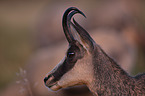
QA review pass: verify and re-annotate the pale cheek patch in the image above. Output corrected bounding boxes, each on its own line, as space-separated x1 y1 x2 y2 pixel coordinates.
57 55 94 88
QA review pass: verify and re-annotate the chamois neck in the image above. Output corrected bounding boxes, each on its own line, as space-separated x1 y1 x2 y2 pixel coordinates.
88 47 134 95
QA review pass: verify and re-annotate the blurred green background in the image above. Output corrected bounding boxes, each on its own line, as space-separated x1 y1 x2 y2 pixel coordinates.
0 1 37 89
0 0 145 96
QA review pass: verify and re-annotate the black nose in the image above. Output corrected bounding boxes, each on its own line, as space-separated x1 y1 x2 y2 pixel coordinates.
44 77 48 83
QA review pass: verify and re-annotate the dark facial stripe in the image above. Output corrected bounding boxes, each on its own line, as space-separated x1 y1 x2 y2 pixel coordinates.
52 58 77 82
47 40 86 85
51 43 81 82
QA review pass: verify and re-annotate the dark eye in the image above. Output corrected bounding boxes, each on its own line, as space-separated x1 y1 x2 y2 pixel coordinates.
67 52 75 58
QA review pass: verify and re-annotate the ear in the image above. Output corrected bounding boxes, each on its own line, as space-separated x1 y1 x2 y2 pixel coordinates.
71 18 96 53
66 9 87 49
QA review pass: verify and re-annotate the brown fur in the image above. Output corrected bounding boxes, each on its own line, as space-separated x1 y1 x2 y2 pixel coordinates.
44 7 145 96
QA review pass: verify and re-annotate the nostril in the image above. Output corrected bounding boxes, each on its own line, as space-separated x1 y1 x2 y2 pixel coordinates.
44 77 48 83
44 75 54 84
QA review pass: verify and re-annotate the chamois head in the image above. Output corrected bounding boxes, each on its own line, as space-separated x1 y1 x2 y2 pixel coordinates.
44 7 98 91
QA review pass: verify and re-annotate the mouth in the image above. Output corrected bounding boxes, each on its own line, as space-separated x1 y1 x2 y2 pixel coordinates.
47 82 57 88
44 75 61 91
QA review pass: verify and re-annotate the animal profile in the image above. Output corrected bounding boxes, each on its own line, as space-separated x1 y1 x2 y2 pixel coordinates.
44 7 145 96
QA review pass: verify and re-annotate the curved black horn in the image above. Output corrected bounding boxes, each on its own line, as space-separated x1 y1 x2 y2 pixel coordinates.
62 7 86 43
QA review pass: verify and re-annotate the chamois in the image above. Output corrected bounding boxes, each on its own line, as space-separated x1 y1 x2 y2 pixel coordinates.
44 7 145 96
